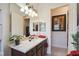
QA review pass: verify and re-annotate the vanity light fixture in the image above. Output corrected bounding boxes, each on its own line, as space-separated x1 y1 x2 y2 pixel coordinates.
25 9 29 15
20 7 25 12
20 3 38 17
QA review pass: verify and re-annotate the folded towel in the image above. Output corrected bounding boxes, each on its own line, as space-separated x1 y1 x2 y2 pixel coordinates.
38 35 46 38
67 50 79 56
44 43 48 48
31 35 36 36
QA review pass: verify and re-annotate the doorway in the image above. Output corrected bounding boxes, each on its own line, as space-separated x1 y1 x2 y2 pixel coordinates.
23 18 30 37
0 9 3 56
51 5 69 56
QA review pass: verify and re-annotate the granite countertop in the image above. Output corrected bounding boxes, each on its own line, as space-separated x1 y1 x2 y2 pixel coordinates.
10 37 47 53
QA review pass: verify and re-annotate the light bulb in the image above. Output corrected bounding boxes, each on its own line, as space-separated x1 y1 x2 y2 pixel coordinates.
24 6 28 10
32 11 35 15
28 12 31 16
20 8 25 12
25 10 28 14
29 8 33 13
35 13 38 16
31 13 34 17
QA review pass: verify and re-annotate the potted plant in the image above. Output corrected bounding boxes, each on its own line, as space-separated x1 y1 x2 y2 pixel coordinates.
9 35 23 45
67 32 79 56
72 32 79 50
67 50 79 56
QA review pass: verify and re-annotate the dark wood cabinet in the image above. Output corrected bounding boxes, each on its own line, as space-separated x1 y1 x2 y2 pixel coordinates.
26 48 36 56
11 48 25 56
11 39 47 56
36 43 43 56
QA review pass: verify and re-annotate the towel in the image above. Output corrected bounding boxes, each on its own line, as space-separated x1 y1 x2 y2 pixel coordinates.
38 35 46 38
44 43 48 48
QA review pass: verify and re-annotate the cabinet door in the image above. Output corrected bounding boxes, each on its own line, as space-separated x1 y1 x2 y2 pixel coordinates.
36 47 43 56
43 40 47 55
11 48 25 56
26 48 36 56
36 43 43 56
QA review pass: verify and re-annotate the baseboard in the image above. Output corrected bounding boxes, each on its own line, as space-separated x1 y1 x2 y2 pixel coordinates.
52 44 67 49
47 52 51 56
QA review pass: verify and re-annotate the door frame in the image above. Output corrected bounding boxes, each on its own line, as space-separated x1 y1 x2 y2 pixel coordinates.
51 5 69 55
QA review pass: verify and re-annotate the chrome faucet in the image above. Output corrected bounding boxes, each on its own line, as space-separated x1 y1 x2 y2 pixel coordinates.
29 36 34 41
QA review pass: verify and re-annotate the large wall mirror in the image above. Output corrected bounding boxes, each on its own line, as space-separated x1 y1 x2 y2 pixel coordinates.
33 22 38 31
39 22 46 32
33 22 46 32
11 12 30 37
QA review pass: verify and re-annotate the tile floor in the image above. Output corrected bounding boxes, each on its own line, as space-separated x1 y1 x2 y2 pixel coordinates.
51 46 68 56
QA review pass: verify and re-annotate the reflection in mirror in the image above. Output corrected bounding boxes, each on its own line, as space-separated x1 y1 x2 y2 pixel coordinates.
11 12 30 37
39 22 46 32
33 22 38 31
23 18 30 37
33 22 46 32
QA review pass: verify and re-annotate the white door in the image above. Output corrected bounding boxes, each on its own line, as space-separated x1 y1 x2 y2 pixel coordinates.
52 6 68 49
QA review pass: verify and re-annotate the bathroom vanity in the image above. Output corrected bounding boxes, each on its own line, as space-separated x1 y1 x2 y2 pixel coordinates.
10 37 47 56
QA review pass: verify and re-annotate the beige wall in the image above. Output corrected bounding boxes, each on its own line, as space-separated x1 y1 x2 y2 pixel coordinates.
10 3 24 16
51 6 68 16
0 3 10 56
68 4 77 53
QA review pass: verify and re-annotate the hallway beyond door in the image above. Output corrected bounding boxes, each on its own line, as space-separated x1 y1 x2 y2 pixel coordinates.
52 46 67 56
